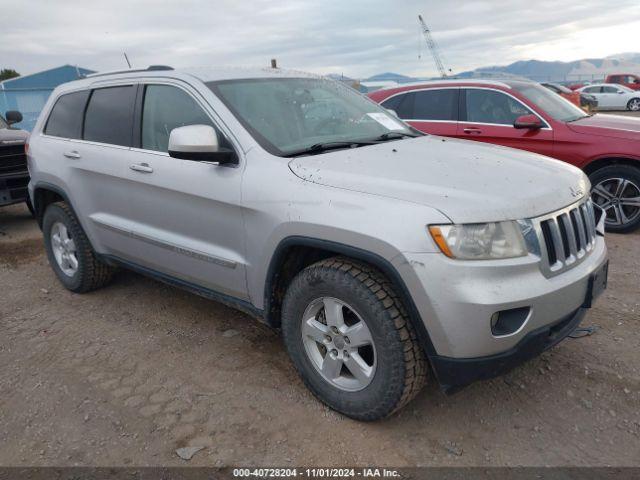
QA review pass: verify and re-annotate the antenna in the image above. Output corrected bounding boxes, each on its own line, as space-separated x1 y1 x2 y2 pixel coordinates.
124 52 132 69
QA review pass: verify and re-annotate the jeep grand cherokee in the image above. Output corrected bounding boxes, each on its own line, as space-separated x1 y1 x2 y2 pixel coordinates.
27 67 608 420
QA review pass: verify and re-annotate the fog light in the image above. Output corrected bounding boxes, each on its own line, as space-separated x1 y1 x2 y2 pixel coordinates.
490 307 531 336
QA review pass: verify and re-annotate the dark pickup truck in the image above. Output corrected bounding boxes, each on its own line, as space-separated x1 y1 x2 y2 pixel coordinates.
0 111 30 211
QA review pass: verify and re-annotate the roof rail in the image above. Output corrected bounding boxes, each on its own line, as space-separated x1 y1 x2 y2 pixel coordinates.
86 65 174 78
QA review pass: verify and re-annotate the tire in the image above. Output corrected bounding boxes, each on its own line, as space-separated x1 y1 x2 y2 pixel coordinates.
43 202 116 292
281 257 427 421
627 98 640 112
589 165 640 233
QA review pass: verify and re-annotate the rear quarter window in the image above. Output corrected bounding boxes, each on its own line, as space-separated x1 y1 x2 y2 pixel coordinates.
44 90 90 139
381 92 415 119
83 86 136 146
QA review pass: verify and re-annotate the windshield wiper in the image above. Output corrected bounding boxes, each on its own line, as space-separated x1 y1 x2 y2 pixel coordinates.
283 131 422 157
283 140 375 157
374 131 421 141
565 114 591 123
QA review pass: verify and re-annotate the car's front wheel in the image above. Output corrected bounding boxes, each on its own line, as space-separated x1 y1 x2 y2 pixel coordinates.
281 257 427 421
590 165 640 233
627 98 640 111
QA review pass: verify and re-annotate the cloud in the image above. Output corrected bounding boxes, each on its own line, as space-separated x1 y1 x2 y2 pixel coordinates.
0 0 638 78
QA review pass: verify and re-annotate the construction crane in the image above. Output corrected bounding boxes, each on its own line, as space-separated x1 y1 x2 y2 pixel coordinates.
418 14 449 78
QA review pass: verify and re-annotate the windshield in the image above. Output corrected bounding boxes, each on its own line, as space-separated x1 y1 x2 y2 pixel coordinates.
208 77 415 156
617 85 635 93
511 83 589 122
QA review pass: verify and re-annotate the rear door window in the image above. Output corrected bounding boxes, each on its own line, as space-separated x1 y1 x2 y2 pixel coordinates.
83 86 136 146
44 91 90 139
464 89 533 125
412 89 458 121
141 84 215 153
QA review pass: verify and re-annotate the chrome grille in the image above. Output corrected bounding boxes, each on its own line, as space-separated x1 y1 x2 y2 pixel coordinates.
0 144 28 176
536 199 597 276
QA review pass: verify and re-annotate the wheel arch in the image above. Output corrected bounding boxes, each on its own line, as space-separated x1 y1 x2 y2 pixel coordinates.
582 156 640 177
263 236 439 361
32 182 77 228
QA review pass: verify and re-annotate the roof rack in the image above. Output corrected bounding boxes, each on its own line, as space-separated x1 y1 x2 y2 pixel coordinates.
86 65 174 79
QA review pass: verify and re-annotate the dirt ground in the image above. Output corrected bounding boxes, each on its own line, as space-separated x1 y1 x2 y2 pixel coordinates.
1 199 639 467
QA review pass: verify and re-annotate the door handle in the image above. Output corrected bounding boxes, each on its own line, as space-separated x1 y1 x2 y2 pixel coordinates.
463 128 482 135
130 163 153 173
63 150 81 159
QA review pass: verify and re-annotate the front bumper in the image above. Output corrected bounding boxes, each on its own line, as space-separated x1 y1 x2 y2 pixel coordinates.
431 306 585 392
0 172 30 206
393 236 607 389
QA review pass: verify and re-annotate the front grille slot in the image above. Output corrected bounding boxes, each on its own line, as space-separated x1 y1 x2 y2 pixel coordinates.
540 220 557 265
557 214 571 259
569 210 583 251
537 199 597 275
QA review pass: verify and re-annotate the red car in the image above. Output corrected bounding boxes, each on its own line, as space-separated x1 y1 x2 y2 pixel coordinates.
541 82 581 107
369 79 640 232
605 74 640 91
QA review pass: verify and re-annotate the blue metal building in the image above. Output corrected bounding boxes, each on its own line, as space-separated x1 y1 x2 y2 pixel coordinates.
0 65 95 131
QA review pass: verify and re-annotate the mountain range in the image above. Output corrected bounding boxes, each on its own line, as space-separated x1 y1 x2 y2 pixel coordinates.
349 53 640 84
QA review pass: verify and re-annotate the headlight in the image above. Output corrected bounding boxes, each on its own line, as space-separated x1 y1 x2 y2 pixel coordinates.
428 221 528 260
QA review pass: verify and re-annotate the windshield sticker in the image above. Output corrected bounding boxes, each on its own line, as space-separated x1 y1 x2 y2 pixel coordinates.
366 112 405 131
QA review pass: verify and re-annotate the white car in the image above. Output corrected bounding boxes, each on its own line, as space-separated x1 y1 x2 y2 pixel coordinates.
578 83 640 111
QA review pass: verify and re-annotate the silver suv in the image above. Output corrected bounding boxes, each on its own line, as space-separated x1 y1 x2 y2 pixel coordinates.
27 66 609 420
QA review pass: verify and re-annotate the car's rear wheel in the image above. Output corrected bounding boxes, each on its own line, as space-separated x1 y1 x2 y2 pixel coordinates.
43 202 116 292
627 98 640 111
589 165 640 233
281 257 427 421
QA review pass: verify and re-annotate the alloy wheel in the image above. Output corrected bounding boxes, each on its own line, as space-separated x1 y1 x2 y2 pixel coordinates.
301 297 377 392
629 99 640 111
51 221 79 277
591 177 640 228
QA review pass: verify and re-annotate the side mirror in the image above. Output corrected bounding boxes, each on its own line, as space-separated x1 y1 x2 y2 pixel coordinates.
514 114 543 130
168 125 237 165
618 91 625 94
5 110 22 126
386 108 399 117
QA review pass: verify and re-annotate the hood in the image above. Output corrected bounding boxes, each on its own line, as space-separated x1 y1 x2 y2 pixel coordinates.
0 127 28 144
289 136 588 224
566 114 640 141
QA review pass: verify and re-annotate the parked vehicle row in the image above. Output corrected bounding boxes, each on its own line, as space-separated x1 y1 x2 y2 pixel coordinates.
369 79 640 232
26 66 608 420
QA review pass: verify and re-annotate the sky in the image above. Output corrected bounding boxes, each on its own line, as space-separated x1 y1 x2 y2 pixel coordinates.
1 0 639 78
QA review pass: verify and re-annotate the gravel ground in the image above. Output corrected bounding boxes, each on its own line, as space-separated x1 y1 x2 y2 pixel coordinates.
1 201 639 467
